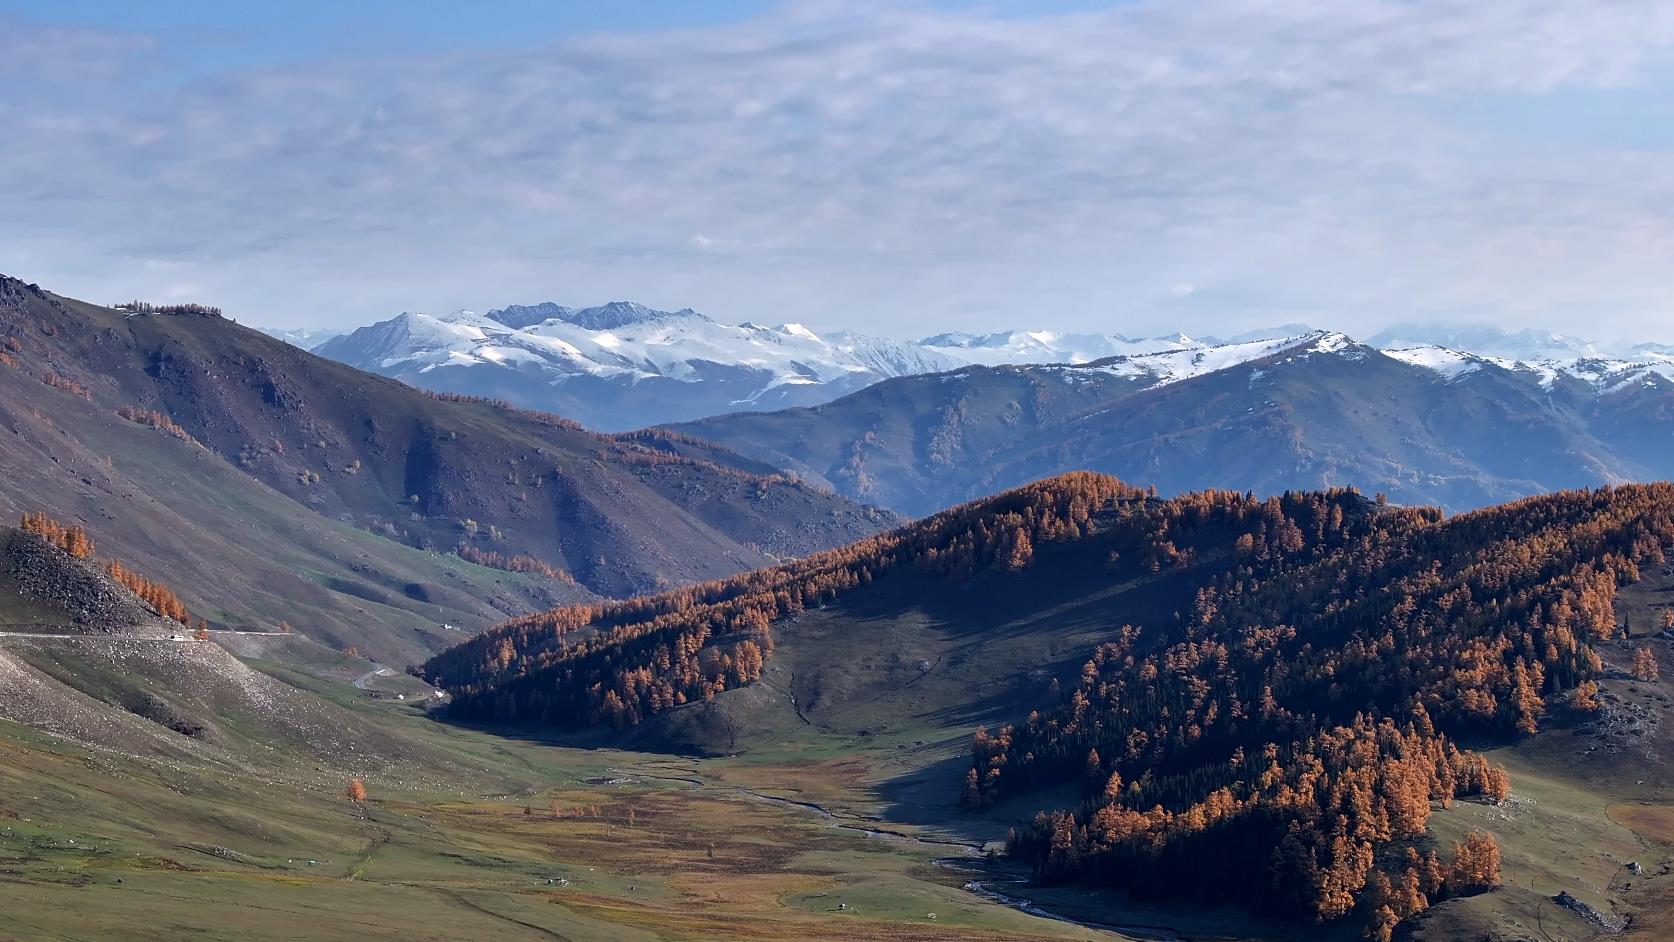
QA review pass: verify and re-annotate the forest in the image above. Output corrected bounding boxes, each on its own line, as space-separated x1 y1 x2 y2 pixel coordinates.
423 471 1137 725
985 484 1674 937
422 475 1674 939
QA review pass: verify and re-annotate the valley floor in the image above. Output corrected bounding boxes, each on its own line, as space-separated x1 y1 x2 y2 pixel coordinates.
7 689 1670 942
0 674 1114 942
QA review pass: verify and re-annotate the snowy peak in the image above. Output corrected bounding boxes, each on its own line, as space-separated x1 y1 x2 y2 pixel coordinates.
1381 345 1498 380
1377 342 1674 395
256 325 347 350
308 300 1674 432
481 300 708 332
918 328 1196 366
1084 330 1345 388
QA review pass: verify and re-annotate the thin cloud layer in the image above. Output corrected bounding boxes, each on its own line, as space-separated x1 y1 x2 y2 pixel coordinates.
5 0 1674 337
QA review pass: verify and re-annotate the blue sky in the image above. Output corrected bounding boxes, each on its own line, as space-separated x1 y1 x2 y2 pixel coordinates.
5 1 1674 339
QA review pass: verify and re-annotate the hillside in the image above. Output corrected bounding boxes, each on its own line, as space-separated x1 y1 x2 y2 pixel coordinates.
424 473 1674 940
0 275 891 663
0 521 460 773
674 333 1674 515
0 514 1133 942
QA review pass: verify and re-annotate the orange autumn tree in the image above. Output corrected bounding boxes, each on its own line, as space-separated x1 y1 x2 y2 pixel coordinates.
1633 647 1660 682
19 511 93 558
346 778 368 802
1573 680 1602 711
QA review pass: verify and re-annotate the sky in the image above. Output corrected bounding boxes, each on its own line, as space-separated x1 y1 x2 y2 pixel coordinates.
5 1 1674 340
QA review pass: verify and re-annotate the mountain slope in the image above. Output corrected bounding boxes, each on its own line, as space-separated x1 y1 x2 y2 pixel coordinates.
676 332 1674 515
0 521 464 776
0 275 890 661
422 473 1674 941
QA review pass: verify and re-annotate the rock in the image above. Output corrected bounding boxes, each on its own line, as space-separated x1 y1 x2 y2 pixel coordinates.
1553 891 1626 933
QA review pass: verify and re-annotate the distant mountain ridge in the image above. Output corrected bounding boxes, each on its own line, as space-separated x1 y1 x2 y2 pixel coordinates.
307 302 1320 430
675 329 1674 515
299 303 1672 430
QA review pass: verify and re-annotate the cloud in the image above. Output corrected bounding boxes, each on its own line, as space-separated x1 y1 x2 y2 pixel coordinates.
4 1 1674 340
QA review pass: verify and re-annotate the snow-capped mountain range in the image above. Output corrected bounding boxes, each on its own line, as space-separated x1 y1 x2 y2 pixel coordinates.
674 327 1674 518
295 302 1674 431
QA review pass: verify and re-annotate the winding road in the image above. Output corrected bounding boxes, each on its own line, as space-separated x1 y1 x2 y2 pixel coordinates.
353 665 395 690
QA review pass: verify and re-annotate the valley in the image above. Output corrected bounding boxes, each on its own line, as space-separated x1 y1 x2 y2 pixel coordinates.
1 558 1669 941
0 279 1670 942
11 6 1674 941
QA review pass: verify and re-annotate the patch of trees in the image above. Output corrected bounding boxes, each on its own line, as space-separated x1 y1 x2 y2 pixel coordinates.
423 472 1140 727
104 560 190 624
978 483 1674 937
455 544 575 583
116 404 201 447
18 511 191 624
418 389 583 431
20 511 93 558
40 370 92 400
605 433 807 492
421 476 1674 936
113 300 223 317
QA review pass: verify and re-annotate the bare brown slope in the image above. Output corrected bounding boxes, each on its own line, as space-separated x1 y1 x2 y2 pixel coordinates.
0 275 891 662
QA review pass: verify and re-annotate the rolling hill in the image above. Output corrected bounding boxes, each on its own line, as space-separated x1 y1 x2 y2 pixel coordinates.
673 332 1674 515
0 275 891 663
423 472 1674 940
